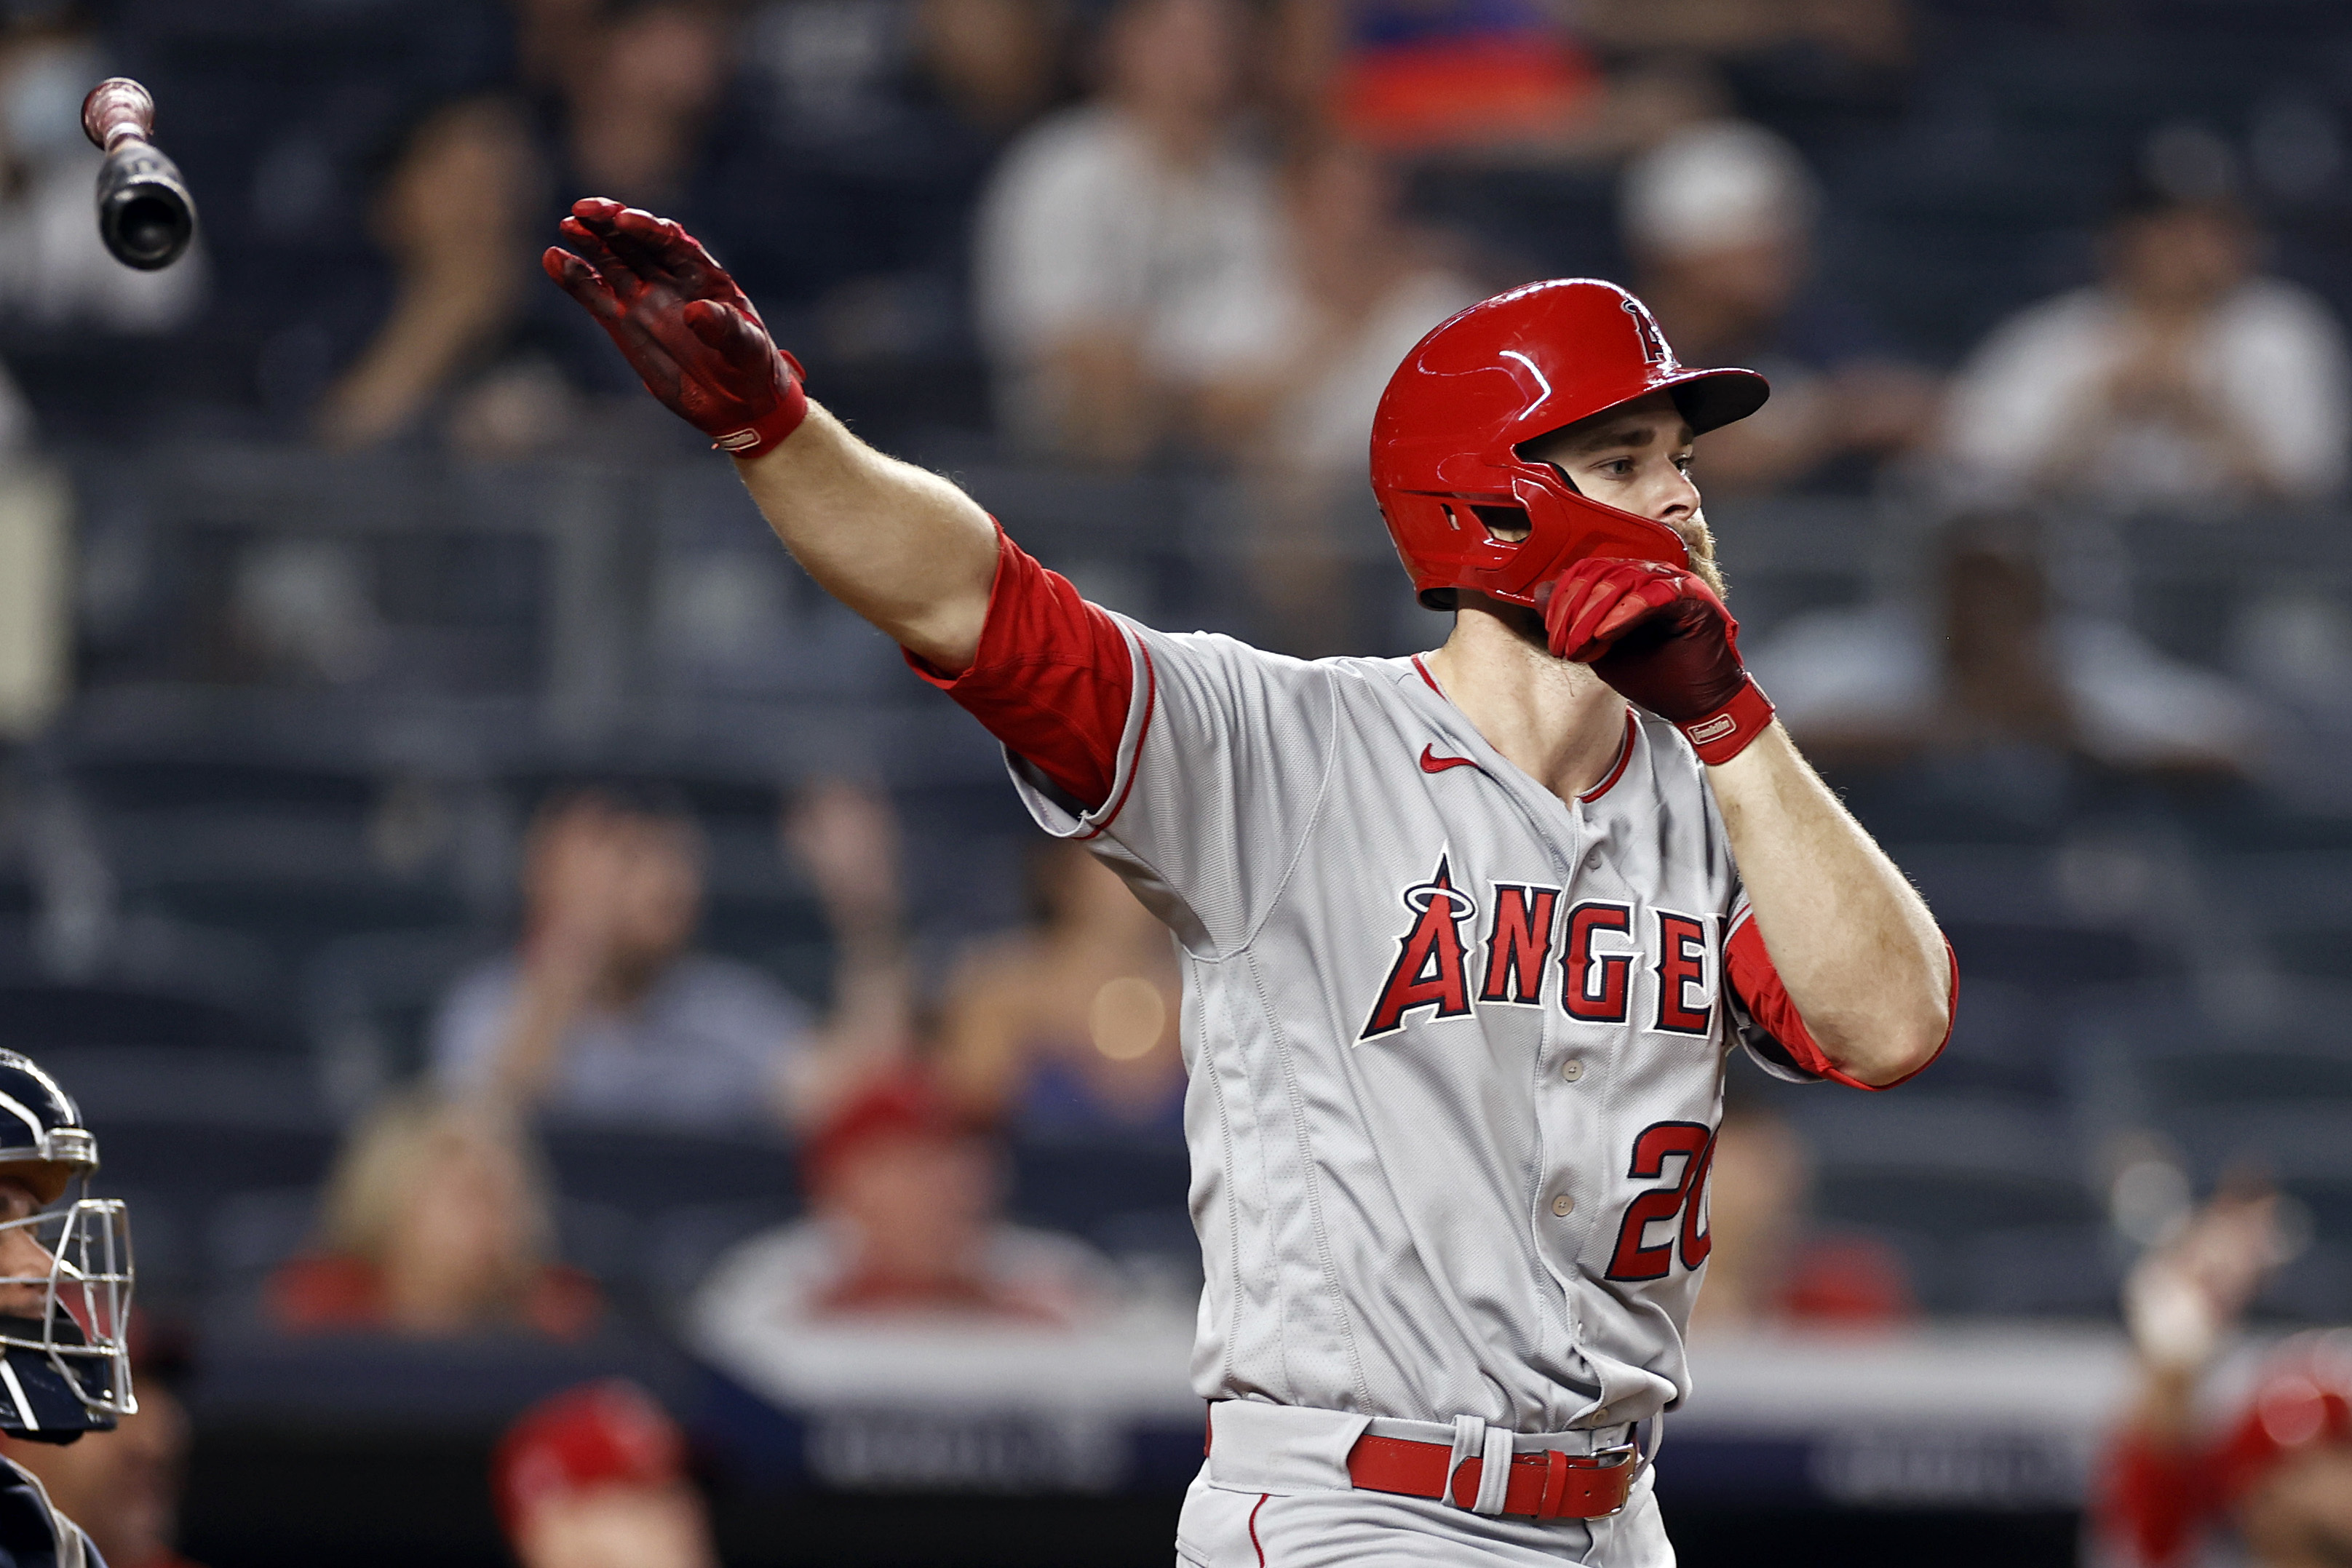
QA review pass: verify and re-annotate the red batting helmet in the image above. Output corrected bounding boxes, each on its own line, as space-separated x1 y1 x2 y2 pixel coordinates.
1370 279 1769 608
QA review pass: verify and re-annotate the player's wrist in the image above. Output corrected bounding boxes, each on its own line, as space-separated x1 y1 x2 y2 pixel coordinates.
713 380 808 459
1682 675 1775 765
712 351 809 459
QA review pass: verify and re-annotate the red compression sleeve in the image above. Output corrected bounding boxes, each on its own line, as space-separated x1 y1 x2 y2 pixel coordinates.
1725 914 1956 1091
904 526 1134 813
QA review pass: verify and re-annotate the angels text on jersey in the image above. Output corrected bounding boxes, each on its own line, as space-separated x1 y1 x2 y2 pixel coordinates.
1359 852 1718 1045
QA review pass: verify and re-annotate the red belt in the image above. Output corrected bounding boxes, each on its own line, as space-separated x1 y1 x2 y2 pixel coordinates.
1344 1432 1637 1521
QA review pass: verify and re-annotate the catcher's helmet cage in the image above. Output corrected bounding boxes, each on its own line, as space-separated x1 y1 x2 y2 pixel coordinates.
0 1050 131 1441
1370 278 1769 609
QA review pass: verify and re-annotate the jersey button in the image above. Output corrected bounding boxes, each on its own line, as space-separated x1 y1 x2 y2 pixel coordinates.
1560 1059 1584 1083
1551 1194 1575 1217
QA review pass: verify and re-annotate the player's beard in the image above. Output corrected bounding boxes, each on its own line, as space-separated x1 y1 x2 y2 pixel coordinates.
1674 512 1728 598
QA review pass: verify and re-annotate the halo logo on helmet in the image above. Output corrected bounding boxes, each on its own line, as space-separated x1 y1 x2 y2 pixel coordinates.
1369 279 1770 610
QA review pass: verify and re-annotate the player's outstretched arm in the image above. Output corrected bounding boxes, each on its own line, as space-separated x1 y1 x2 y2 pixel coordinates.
1547 557 1950 1087
546 200 996 670
730 402 996 669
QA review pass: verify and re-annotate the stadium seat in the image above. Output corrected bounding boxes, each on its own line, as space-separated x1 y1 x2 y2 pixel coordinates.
303 926 497 1110
1006 1136 1191 1241
1788 1097 2103 1316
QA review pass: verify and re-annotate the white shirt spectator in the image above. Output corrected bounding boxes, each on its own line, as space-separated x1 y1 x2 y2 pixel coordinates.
1942 279 2350 508
1267 268 1482 477
429 952 810 1129
974 105 1290 447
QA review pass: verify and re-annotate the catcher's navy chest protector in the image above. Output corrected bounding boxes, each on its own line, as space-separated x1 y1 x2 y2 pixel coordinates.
0 1457 97 1568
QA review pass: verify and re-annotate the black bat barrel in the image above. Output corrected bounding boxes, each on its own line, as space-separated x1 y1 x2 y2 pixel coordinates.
95 140 195 271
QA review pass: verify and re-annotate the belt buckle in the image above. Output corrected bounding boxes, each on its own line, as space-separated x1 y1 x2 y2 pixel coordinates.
1538 1435 1640 1521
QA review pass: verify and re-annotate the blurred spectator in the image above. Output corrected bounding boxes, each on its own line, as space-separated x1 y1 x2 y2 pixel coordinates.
1270 0 1602 155
1712 0 1918 159
782 776 921 1067
913 0 1068 135
514 0 603 95
317 96 541 450
1685 1098 1915 1334
429 780 905 1131
1942 183 2350 511
2094 1187 2352 1568
683 0 1067 422
693 1071 1118 1332
1 1322 201 1568
1749 512 2273 773
1581 0 1918 130
560 0 735 210
269 1092 600 1340
940 840 1185 1137
495 1380 715 1568
747 0 1064 149
1621 119 1937 494
973 0 1290 466
1230 135 1478 654
326 3 760 455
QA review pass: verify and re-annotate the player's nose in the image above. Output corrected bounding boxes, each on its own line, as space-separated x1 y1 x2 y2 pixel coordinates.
1650 463 1700 521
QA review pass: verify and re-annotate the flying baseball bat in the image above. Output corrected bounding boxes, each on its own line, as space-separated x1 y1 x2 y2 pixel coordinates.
81 77 196 271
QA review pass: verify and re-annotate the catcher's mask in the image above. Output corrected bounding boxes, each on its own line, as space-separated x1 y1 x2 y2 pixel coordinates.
0 1049 132 1441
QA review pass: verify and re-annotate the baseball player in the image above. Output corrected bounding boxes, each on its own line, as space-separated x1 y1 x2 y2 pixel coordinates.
546 199 1954 1564
0 1048 138 1568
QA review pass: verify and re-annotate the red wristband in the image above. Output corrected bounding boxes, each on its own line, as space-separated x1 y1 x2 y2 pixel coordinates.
712 352 809 460
1679 676 1775 765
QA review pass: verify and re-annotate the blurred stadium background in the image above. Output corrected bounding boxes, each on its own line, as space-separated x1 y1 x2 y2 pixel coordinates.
0 0 2349 1564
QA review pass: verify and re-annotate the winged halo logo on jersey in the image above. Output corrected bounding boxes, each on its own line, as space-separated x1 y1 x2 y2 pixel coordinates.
1359 856 1479 1040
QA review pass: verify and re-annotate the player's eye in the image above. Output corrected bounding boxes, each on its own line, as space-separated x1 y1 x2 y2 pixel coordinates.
1673 454 1694 474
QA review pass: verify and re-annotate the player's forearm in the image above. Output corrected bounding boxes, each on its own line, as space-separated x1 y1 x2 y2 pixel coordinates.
1707 725 1950 1085
730 402 998 671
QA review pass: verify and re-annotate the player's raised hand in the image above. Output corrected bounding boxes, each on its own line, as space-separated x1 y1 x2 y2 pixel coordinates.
544 197 808 458
1541 557 1776 765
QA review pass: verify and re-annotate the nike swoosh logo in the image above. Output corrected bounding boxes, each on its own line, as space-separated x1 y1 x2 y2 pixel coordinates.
1420 744 1479 774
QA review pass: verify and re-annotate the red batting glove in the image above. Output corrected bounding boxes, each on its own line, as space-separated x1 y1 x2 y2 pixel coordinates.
1541 557 1776 765
543 198 808 458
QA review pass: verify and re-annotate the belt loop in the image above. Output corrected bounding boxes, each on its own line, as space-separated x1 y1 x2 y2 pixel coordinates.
1445 1415 1482 1508
1474 1424 1513 1515
1539 1449 1570 1519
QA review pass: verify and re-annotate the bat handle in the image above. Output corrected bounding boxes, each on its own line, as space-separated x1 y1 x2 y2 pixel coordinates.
82 78 156 154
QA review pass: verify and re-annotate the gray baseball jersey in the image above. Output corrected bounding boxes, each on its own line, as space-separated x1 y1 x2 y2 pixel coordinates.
1001 619 1815 1437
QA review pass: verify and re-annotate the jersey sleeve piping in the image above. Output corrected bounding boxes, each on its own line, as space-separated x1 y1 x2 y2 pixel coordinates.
1073 624 1156 840
1725 899 1958 1091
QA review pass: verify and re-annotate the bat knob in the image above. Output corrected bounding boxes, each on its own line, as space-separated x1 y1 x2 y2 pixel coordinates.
82 78 156 153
